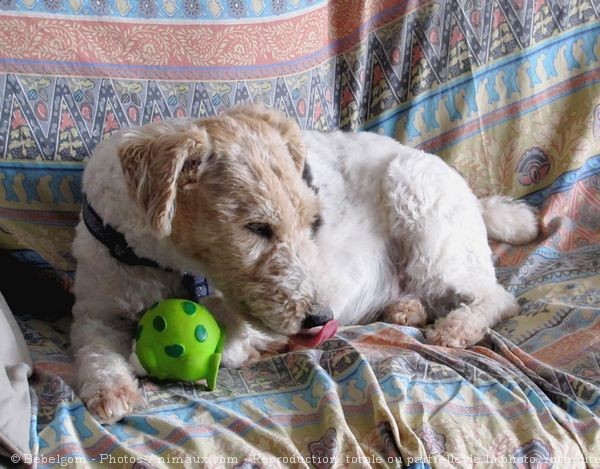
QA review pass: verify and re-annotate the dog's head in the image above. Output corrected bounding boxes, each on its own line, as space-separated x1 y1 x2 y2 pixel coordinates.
118 105 330 336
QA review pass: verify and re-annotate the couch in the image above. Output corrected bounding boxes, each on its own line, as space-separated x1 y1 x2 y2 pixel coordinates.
1 0 599 467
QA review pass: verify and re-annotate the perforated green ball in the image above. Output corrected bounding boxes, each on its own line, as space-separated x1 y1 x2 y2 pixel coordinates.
134 299 224 389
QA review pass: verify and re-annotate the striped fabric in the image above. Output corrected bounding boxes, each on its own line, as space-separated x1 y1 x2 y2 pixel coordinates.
1 0 599 467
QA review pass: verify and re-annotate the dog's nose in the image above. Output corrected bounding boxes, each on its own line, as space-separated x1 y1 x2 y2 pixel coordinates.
301 306 334 329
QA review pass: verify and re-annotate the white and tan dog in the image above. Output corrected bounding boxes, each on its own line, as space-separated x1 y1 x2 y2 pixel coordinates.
71 105 537 422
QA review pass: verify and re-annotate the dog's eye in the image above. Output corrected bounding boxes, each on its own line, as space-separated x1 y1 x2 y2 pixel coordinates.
311 215 323 237
246 222 274 239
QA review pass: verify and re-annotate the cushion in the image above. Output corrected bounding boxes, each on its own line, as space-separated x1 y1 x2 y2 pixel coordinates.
0 290 33 461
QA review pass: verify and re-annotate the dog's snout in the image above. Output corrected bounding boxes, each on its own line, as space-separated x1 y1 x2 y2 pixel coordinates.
301 306 334 329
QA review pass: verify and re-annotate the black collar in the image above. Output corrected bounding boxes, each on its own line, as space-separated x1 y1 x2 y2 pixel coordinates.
82 194 162 268
81 194 210 299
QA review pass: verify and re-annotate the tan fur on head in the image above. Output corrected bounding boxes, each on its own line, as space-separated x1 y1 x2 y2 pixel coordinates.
169 108 320 335
117 106 322 335
118 122 211 238
226 104 307 173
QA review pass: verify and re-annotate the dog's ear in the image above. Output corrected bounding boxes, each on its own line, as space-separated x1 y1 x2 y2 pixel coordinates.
118 123 210 238
228 105 306 173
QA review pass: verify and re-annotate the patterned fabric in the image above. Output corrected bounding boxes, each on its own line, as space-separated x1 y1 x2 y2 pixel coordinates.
1 0 599 279
1 0 599 468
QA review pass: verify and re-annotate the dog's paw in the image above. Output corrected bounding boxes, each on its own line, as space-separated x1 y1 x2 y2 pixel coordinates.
82 381 147 424
259 336 289 355
427 312 485 348
222 338 287 368
221 337 260 369
241 342 263 366
383 296 427 327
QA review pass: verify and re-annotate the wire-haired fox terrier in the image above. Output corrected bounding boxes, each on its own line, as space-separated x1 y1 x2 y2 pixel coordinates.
71 105 538 422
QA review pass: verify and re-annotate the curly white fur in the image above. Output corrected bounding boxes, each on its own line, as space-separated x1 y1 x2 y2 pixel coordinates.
71 107 537 422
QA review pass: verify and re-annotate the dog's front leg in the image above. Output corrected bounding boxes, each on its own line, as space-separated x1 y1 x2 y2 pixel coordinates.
71 312 146 424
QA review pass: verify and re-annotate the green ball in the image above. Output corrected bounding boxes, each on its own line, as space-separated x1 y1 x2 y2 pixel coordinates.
135 299 224 390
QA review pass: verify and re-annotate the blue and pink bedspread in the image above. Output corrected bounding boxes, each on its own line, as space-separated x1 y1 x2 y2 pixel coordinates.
1 0 599 467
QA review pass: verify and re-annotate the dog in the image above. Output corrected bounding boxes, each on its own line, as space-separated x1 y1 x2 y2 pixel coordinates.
71 105 537 423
